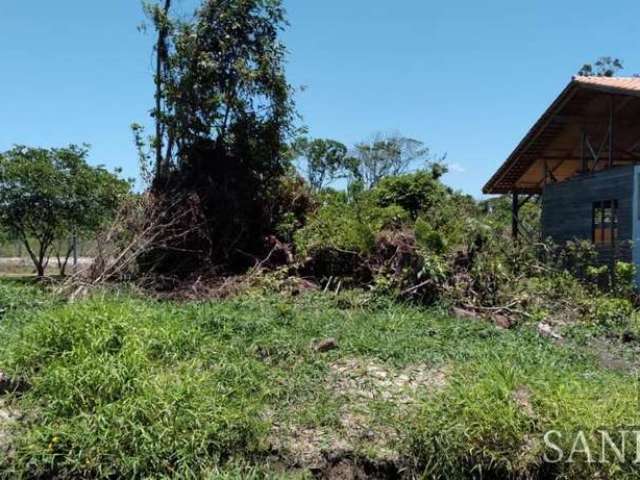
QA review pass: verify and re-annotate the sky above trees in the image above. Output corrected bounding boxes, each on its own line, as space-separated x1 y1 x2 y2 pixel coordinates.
2 0 640 196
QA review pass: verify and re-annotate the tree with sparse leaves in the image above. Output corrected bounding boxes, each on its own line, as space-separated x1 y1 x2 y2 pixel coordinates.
354 134 438 189
294 138 358 191
0 145 130 277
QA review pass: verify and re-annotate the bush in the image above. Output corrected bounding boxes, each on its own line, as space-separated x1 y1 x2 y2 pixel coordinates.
295 169 482 302
294 192 408 257
614 261 636 298
549 239 599 281
415 217 446 254
371 170 479 252
370 170 450 220
593 297 633 327
272 174 315 243
294 165 637 319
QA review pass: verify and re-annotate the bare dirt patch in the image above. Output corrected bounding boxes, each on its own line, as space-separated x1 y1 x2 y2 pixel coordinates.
271 357 448 476
512 385 534 418
0 399 20 456
329 358 448 405
587 336 640 372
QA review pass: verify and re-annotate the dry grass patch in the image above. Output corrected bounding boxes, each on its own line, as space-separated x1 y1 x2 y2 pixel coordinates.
271 357 449 470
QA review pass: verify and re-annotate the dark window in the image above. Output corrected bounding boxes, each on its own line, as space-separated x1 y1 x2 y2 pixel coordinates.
592 200 618 245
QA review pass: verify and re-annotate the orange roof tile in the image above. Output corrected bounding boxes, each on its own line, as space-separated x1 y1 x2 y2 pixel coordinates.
573 75 640 95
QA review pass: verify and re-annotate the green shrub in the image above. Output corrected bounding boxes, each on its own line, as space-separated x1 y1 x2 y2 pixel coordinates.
370 170 449 220
370 170 479 252
527 271 589 304
415 217 446 254
553 239 599 280
614 261 636 297
272 174 315 243
593 297 633 328
586 264 610 289
294 193 408 256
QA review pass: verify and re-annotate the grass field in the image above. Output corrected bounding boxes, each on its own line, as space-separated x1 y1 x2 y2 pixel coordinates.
0 280 638 479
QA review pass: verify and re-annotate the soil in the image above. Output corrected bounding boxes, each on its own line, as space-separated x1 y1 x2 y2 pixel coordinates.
270 356 449 478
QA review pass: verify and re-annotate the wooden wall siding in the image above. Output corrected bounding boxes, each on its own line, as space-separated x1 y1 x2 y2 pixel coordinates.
541 165 634 263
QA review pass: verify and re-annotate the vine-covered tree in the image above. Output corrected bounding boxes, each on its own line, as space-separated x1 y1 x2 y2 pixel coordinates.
0 145 130 277
137 0 297 272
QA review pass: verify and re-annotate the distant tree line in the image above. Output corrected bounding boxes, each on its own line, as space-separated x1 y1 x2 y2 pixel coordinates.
293 133 447 192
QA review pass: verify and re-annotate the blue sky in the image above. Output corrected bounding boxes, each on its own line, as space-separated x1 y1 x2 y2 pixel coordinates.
2 1 640 197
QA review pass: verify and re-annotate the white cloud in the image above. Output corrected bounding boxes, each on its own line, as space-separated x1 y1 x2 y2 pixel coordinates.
447 163 466 174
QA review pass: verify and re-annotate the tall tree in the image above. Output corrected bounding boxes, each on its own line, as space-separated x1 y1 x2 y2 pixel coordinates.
141 0 293 178
153 0 172 181
137 0 296 271
0 146 130 277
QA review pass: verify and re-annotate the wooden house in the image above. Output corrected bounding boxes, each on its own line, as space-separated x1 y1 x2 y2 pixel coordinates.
483 76 640 271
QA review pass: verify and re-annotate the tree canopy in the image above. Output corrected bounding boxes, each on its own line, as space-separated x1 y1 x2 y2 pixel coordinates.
577 56 624 77
354 134 434 189
143 0 293 182
293 138 358 191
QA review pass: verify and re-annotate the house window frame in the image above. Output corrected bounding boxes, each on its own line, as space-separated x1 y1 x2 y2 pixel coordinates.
592 200 618 246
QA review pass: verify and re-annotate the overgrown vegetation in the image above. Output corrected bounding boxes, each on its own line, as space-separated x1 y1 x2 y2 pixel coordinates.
131 0 300 274
0 1 638 477
0 281 638 479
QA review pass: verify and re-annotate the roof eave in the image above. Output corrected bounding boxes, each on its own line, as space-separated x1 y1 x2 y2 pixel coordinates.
482 79 580 195
483 76 640 195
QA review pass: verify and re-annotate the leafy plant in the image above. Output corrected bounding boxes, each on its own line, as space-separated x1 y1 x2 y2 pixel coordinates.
371 169 450 220
415 218 446 254
593 297 633 327
294 192 408 256
614 261 636 298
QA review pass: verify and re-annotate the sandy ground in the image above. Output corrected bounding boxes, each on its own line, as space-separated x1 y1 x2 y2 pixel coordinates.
0 257 93 275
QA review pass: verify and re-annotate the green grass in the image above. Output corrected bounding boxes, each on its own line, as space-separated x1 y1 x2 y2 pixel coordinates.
409 342 640 478
0 282 638 478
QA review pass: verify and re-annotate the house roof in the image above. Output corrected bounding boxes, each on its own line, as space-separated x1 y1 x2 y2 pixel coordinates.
574 75 640 94
483 76 640 195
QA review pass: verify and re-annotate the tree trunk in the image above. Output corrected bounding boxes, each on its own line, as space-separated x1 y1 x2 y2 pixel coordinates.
20 237 44 278
56 242 74 277
154 0 172 184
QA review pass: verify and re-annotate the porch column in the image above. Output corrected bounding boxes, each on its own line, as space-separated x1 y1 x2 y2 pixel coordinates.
511 191 519 240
